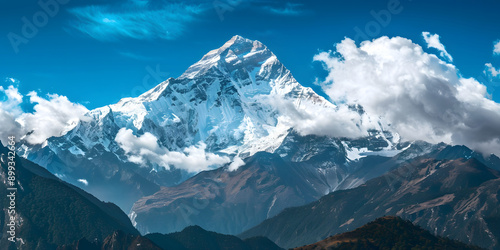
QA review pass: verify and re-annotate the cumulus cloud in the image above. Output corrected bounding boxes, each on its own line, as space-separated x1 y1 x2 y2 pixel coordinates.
0 85 23 114
0 83 89 146
314 36 500 155
115 128 231 173
21 92 90 144
0 85 24 146
494 40 500 55
422 32 453 62
260 95 376 138
485 63 500 77
484 40 500 78
68 0 205 41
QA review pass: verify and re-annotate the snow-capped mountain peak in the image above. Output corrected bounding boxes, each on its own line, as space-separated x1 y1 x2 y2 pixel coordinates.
25 35 330 161
18 35 401 212
179 35 273 80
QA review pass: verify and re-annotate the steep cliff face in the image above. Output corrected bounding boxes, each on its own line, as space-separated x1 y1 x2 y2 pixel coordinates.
131 152 324 235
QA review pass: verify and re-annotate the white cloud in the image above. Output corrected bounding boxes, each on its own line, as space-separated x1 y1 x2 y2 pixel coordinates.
21 92 90 144
115 128 230 173
227 156 245 171
6 78 18 84
78 179 89 186
485 63 500 77
0 83 89 146
68 0 205 41
422 32 453 62
0 85 25 146
261 95 374 138
484 40 500 79
0 85 23 115
314 36 500 156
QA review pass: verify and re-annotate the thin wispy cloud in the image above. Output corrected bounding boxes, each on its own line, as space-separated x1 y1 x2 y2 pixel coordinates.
263 3 306 16
422 32 453 62
117 51 156 61
67 0 206 41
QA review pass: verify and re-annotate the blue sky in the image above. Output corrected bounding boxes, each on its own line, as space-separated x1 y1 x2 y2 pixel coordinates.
1 0 500 109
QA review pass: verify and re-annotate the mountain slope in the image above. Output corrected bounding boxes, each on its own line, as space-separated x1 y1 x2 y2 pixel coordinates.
294 216 482 250
58 230 162 250
239 157 500 249
102 231 160 250
131 152 327 235
145 225 283 250
0 145 138 250
130 137 488 236
60 226 282 250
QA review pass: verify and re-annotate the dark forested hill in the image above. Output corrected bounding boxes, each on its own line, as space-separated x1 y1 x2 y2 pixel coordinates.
0 145 138 249
294 216 482 250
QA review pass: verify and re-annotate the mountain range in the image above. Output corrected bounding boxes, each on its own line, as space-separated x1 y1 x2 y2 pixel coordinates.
240 154 500 249
130 138 433 235
0 144 282 250
17 35 398 214
60 226 283 250
7 35 500 249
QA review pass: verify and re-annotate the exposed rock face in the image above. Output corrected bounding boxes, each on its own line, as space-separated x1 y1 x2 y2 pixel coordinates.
130 138 442 235
131 137 500 237
132 152 324 235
